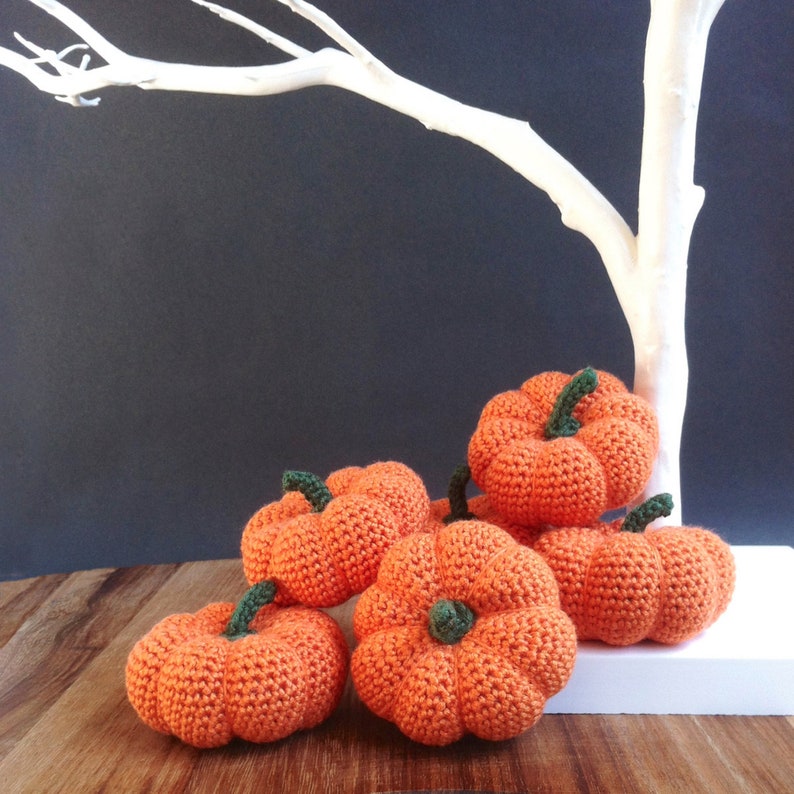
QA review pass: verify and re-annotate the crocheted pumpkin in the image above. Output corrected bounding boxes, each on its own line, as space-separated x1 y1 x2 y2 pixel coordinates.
533 494 736 645
351 519 577 745
467 367 658 527
125 582 349 748
241 462 430 607
426 464 546 548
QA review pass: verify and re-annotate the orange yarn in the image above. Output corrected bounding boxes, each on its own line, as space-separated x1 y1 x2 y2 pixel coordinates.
241 461 430 607
533 496 736 645
425 465 546 548
125 597 349 748
351 520 577 745
467 368 659 527
427 493 545 547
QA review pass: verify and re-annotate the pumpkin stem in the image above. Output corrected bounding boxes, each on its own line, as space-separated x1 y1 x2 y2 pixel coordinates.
282 470 333 512
223 580 277 640
443 464 477 524
621 493 674 533
544 367 599 439
428 599 476 644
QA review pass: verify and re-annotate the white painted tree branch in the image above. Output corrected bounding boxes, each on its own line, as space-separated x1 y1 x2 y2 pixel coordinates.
631 0 726 523
274 0 381 64
0 0 637 286
192 0 311 59
0 0 728 522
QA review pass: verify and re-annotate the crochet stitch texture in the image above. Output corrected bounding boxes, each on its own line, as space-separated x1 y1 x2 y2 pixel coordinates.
351 519 577 745
533 499 736 645
425 464 546 547
125 599 349 748
241 461 430 607
467 368 658 527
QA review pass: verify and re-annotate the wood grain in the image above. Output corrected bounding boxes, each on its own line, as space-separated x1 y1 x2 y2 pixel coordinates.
1 561 792 794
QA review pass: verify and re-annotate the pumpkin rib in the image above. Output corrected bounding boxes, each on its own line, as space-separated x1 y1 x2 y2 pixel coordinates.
314 503 355 597
462 606 576 700
645 530 721 645
521 371 572 417
459 622 548 703
391 644 465 745
434 522 516 606
455 641 549 741
390 620 468 745
223 633 306 743
268 512 352 607
234 616 314 736
535 528 602 630
576 419 651 507
647 538 670 643
581 534 665 644
579 391 659 449
530 437 608 526
478 441 543 526
259 607 349 730
686 528 736 622
346 462 430 530
481 435 610 527
374 532 444 613
353 625 437 721
466 546 524 601
467 548 561 616
125 612 201 734
157 635 233 747
320 495 402 595
450 643 466 742
352 582 428 641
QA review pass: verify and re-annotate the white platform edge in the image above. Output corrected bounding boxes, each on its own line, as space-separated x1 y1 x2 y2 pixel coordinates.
544 545 794 715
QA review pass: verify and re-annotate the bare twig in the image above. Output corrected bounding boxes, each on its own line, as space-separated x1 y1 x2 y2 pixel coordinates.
275 0 382 65
25 0 128 63
191 0 311 59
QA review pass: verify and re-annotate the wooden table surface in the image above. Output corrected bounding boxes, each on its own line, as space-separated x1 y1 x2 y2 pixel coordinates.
1 559 792 794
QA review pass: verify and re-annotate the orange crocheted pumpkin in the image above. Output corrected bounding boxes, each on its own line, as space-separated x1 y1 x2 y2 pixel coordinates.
351 519 577 745
533 494 736 645
241 462 430 607
467 368 658 527
125 582 349 748
426 464 546 548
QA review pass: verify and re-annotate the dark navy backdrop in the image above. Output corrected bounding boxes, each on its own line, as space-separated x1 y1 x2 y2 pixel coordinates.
1 1 792 578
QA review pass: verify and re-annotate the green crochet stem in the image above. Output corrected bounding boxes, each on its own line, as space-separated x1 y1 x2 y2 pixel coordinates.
443 464 477 524
544 367 599 439
428 599 476 645
223 580 278 640
282 470 333 512
621 493 674 534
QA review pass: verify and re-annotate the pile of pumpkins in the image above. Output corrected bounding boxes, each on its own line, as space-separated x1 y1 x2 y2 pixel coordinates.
125 368 735 747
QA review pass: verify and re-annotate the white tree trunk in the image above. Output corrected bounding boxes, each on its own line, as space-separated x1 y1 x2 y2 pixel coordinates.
0 0 728 523
631 0 726 523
